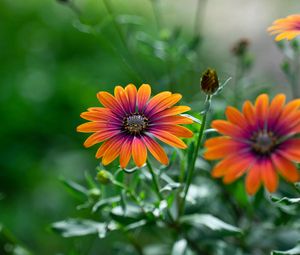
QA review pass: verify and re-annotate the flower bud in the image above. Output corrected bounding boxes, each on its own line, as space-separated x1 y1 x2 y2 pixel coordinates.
231 39 250 56
96 170 113 185
200 68 219 95
88 188 101 200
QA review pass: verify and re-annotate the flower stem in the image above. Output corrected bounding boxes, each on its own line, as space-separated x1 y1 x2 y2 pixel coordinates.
179 95 211 216
146 160 174 222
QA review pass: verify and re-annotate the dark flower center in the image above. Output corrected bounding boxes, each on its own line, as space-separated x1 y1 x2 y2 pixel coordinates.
251 131 277 155
123 113 148 135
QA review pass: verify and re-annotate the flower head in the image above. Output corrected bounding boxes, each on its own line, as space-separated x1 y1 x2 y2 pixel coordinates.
204 94 300 195
77 84 193 168
268 15 300 41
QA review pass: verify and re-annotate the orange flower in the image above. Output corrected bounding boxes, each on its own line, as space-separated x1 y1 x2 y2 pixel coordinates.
77 84 193 168
204 94 300 195
268 15 300 41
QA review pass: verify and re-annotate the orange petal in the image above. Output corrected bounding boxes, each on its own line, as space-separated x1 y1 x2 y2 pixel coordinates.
155 125 193 138
245 161 261 195
148 94 182 116
102 137 124 165
154 115 193 125
119 138 133 168
261 159 278 193
225 106 248 128
80 108 114 121
150 130 187 149
143 136 169 165
125 84 137 113
114 86 130 112
152 106 191 118
255 94 269 128
145 91 172 114
279 139 300 161
211 120 244 138
95 140 113 158
223 156 253 184
211 155 240 177
83 130 119 147
137 84 151 112
77 122 117 133
242 100 256 126
204 139 245 160
132 137 147 167
272 154 299 182
268 94 286 126
97 92 123 114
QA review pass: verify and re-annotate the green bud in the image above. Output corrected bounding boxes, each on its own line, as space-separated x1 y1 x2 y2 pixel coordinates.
200 68 219 95
88 188 101 200
231 39 250 56
96 170 113 185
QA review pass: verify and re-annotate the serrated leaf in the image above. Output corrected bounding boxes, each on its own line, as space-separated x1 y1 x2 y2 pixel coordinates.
180 214 242 236
272 244 300 255
51 219 110 238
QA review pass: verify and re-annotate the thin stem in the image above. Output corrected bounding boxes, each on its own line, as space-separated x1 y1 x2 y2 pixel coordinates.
146 160 163 201
146 160 175 222
179 95 211 216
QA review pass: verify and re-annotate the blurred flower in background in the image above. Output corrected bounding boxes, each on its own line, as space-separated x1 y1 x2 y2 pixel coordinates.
268 14 300 41
204 94 300 195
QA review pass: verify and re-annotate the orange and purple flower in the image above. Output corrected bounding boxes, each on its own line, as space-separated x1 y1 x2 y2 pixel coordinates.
77 84 193 168
204 94 300 195
268 15 300 41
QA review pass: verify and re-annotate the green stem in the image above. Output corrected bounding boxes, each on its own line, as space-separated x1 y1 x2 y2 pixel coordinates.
179 95 211 216
146 160 174 222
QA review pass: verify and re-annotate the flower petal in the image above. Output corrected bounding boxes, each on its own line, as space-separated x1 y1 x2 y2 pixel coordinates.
77 122 119 133
102 136 124 165
152 106 191 118
119 137 133 169
125 84 138 113
143 135 169 165
97 92 123 115
114 86 130 113
255 94 269 129
152 125 193 138
245 161 262 195
242 100 256 126
83 130 119 147
211 120 245 138
137 84 151 112
132 137 147 167
225 106 248 129
150 130 187 149
153 115 193 125
144 91 172 114
272 153 299 182
261 159 278 193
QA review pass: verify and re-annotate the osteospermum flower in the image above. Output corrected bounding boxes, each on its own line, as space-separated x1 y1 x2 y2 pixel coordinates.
268 14 300 41
77 84 193 168
204 94 300 195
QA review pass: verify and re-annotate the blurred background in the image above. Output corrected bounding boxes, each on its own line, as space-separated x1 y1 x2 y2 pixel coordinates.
1 0 300 254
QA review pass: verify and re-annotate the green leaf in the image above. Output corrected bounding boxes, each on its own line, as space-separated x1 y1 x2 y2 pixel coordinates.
110 205 144 225
171 239 187 255
180 214 242 236
180 114 202 124
272 243 300 255
61 178 88 197
271 196 300 206
92 196 121 213
51 219 114 238
160 182 181 193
